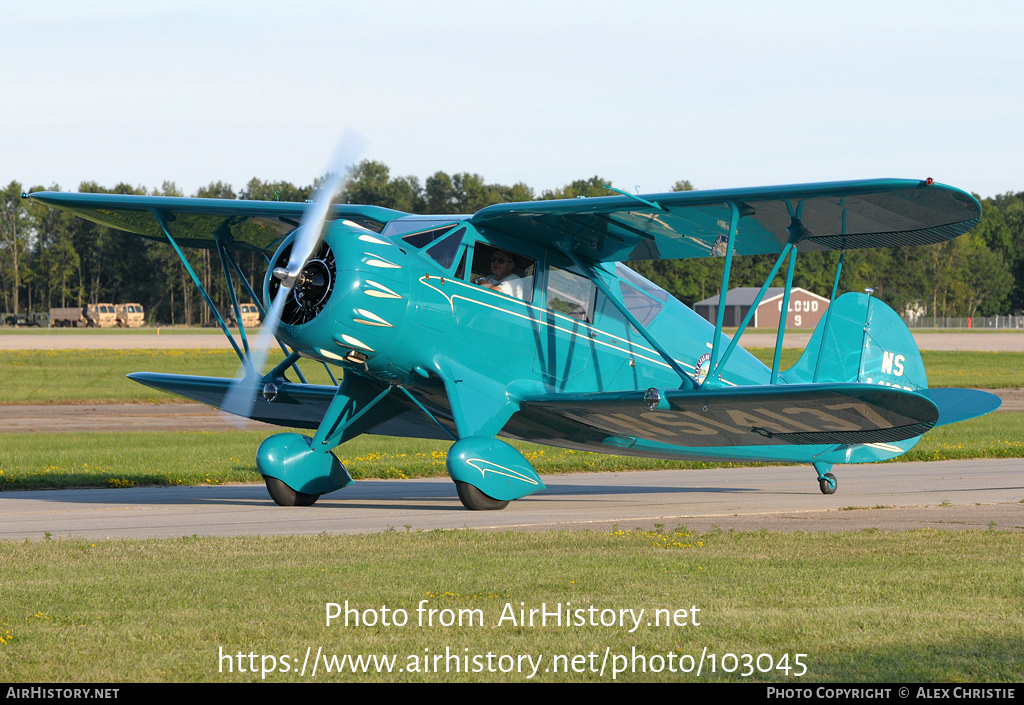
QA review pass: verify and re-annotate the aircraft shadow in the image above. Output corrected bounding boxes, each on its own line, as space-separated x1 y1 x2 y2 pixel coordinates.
11 478 755 511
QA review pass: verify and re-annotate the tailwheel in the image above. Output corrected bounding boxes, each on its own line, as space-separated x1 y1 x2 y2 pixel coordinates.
265 476 320 507
818 472 837 495
455 481 510 511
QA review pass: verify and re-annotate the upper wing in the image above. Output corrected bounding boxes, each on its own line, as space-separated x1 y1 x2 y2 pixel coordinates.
471 178 981 263
27 191 408 254
31 178 980 262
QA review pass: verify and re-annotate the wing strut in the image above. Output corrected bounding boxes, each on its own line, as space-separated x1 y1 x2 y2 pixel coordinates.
152 207 332 387
705 201 816 386
221 250 320 385
770 246 798 384
710 241 794 380
150 208 248 368
706 202 741 386
559 246 698 389
813 252 845 382
216 239 252 358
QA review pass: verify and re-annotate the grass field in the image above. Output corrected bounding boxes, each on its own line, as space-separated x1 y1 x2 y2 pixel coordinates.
1 529 1021 682
0 348 338 404
1 348 1021 405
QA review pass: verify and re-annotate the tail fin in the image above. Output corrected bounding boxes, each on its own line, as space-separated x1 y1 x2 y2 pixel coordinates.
785 292 926 391
786 292 1001 426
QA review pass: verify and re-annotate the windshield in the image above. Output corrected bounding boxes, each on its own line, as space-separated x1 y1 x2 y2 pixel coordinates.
614 264 666 327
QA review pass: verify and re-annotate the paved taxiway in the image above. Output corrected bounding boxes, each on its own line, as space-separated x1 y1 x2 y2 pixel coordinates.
1 459 1021 540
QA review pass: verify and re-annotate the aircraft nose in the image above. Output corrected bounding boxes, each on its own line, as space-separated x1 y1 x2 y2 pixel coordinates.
265 225 411 368
310 228 413 367
329 266 410 362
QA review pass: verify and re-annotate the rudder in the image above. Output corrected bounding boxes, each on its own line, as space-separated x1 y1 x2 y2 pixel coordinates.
784 292 926 392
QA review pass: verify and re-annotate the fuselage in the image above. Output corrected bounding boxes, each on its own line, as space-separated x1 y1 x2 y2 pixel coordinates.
265 216 911 466
272 217 773 385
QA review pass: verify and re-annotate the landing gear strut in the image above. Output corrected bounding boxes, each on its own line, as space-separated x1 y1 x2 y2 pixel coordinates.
814 462 837 495
818 473 837 495
445 437 546 511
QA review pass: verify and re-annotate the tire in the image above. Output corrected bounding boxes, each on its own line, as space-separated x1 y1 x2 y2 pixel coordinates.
818 472 837 495
264 476 320 507
455 481 510 511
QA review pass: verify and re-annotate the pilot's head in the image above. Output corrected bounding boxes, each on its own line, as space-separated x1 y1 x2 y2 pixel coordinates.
490 249 516 281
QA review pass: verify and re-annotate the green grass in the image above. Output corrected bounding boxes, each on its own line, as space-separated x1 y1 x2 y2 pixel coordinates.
2 346 1021 684
0 326 225 335
1 348 1020 406
899 413 1024 461
0 349 335 404
914 351 1024 389
1 529 1021 682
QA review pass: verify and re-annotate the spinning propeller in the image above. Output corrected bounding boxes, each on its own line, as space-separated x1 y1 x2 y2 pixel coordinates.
222 130 367 422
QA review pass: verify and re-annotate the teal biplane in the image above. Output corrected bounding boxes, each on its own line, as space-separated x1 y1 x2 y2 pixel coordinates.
28 177 1001 510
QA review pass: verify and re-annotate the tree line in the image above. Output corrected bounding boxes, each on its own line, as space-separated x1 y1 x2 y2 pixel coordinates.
1 162 1021 326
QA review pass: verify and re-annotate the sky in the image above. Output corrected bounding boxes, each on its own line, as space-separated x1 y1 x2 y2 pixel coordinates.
4 0 1023 201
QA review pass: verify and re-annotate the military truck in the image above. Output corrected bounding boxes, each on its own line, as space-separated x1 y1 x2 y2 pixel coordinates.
50 304 117 327
2 311 48 327
49 307 85 327
115 303 145 328
233 302 261 328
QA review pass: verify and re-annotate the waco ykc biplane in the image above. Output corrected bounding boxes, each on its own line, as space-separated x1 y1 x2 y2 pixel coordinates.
29 177 1000 510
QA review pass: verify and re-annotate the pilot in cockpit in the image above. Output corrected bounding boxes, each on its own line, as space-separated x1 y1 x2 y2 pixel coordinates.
474 249 523 297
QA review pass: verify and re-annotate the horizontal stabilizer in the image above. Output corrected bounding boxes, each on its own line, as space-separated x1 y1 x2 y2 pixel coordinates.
924 388 1002 426
128 372 335 429
127 372 453 440
520 383 939 448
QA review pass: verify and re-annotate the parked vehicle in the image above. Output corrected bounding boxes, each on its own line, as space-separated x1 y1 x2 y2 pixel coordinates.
115 303 145 328
232 303 261 328
49 307 85 327
2 311 48 327
49 304 117 327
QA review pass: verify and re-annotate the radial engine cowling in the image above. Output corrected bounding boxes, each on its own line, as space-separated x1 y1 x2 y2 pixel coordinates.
263 223 412 371
267 239 337 327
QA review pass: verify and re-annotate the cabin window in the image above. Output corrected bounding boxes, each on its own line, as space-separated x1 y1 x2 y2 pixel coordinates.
454 250 467 280
401 224 457 248
426 227 465 269
618 282 663 327
546 266 595 323
615 264 666 327
470 244 534 303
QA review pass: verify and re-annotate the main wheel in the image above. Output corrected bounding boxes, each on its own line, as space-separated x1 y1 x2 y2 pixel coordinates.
455 481 509 511
818 472 837 495
264 476 320 507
